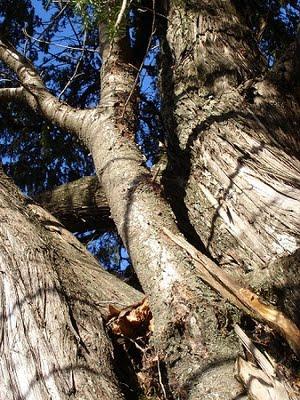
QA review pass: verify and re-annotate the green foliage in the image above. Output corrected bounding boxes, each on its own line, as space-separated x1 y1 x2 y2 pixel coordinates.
69 0 128 38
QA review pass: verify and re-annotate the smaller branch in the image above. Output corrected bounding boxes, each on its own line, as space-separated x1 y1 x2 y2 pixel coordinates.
115 0 128 29
36 4 68 40
23 29 97 53
66 13 82 46
59 31 87 99
121 0 156 117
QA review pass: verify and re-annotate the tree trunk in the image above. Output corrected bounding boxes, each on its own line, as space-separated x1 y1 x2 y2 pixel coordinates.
0 35 245 399
1 8 299 396
0 169 142 399
161 0 300 324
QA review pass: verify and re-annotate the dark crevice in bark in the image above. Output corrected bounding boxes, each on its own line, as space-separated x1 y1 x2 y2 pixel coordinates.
159 35 215 259
109 335 177 400
110 340 142 400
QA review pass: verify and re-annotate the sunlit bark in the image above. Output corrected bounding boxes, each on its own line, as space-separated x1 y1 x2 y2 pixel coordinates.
0 169 142 399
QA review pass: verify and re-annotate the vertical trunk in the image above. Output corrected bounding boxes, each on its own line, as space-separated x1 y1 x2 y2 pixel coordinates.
0 169 142 399
161 0 300 323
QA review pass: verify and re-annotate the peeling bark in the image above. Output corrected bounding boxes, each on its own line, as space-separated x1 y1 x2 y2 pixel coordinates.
161 0 300 324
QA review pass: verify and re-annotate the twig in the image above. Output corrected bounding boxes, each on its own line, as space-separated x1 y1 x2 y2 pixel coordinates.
125 336 146 353
23 29 97 53
58 31 87 99
157 354 167 400
115 0 128 29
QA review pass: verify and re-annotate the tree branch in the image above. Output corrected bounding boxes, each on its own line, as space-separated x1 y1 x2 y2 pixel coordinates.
0 86 24 102
0 39 96 145
34 176 115 232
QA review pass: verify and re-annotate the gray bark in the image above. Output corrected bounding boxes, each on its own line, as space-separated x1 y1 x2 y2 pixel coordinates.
0 169 142 399
34 176 114 233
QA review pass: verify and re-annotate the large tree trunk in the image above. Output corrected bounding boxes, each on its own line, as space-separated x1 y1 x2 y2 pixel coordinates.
1 7 299 396
0 35 245 399
161 0 300 324
0 169 142 399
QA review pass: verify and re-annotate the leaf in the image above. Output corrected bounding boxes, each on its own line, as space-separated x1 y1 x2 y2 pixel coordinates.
108 297 152 338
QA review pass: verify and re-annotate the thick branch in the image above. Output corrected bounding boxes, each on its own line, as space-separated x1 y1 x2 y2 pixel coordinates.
0 32 245 399
34 176 115 233
0 86 24 102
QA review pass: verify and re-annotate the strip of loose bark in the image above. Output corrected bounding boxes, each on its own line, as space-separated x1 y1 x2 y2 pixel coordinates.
34 175 114 232
235 325 297 400
163 227 300 357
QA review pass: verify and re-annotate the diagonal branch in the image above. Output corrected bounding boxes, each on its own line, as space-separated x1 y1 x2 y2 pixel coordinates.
0 39 96 145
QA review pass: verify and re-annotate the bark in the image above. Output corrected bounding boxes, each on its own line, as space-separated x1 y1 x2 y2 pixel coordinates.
0 36 246 399
34 176 114 233
0 168 143 399
161 0 300 330
2 10 300 396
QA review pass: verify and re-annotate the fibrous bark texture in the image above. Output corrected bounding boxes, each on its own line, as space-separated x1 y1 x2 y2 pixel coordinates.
161 0 300 323
0 169 142 399
0 35 245 399
5 6 300 394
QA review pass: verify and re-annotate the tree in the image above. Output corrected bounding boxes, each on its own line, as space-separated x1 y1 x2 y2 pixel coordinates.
0 0 299 399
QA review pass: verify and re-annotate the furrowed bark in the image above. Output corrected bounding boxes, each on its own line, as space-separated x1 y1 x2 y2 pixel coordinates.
0 168 143 399
0 36 246 398
7 18 300 396
34 176 114 233
161 0 300 324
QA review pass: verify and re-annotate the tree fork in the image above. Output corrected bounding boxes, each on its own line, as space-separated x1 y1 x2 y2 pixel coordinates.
1 8 300 396
0 33 245 399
